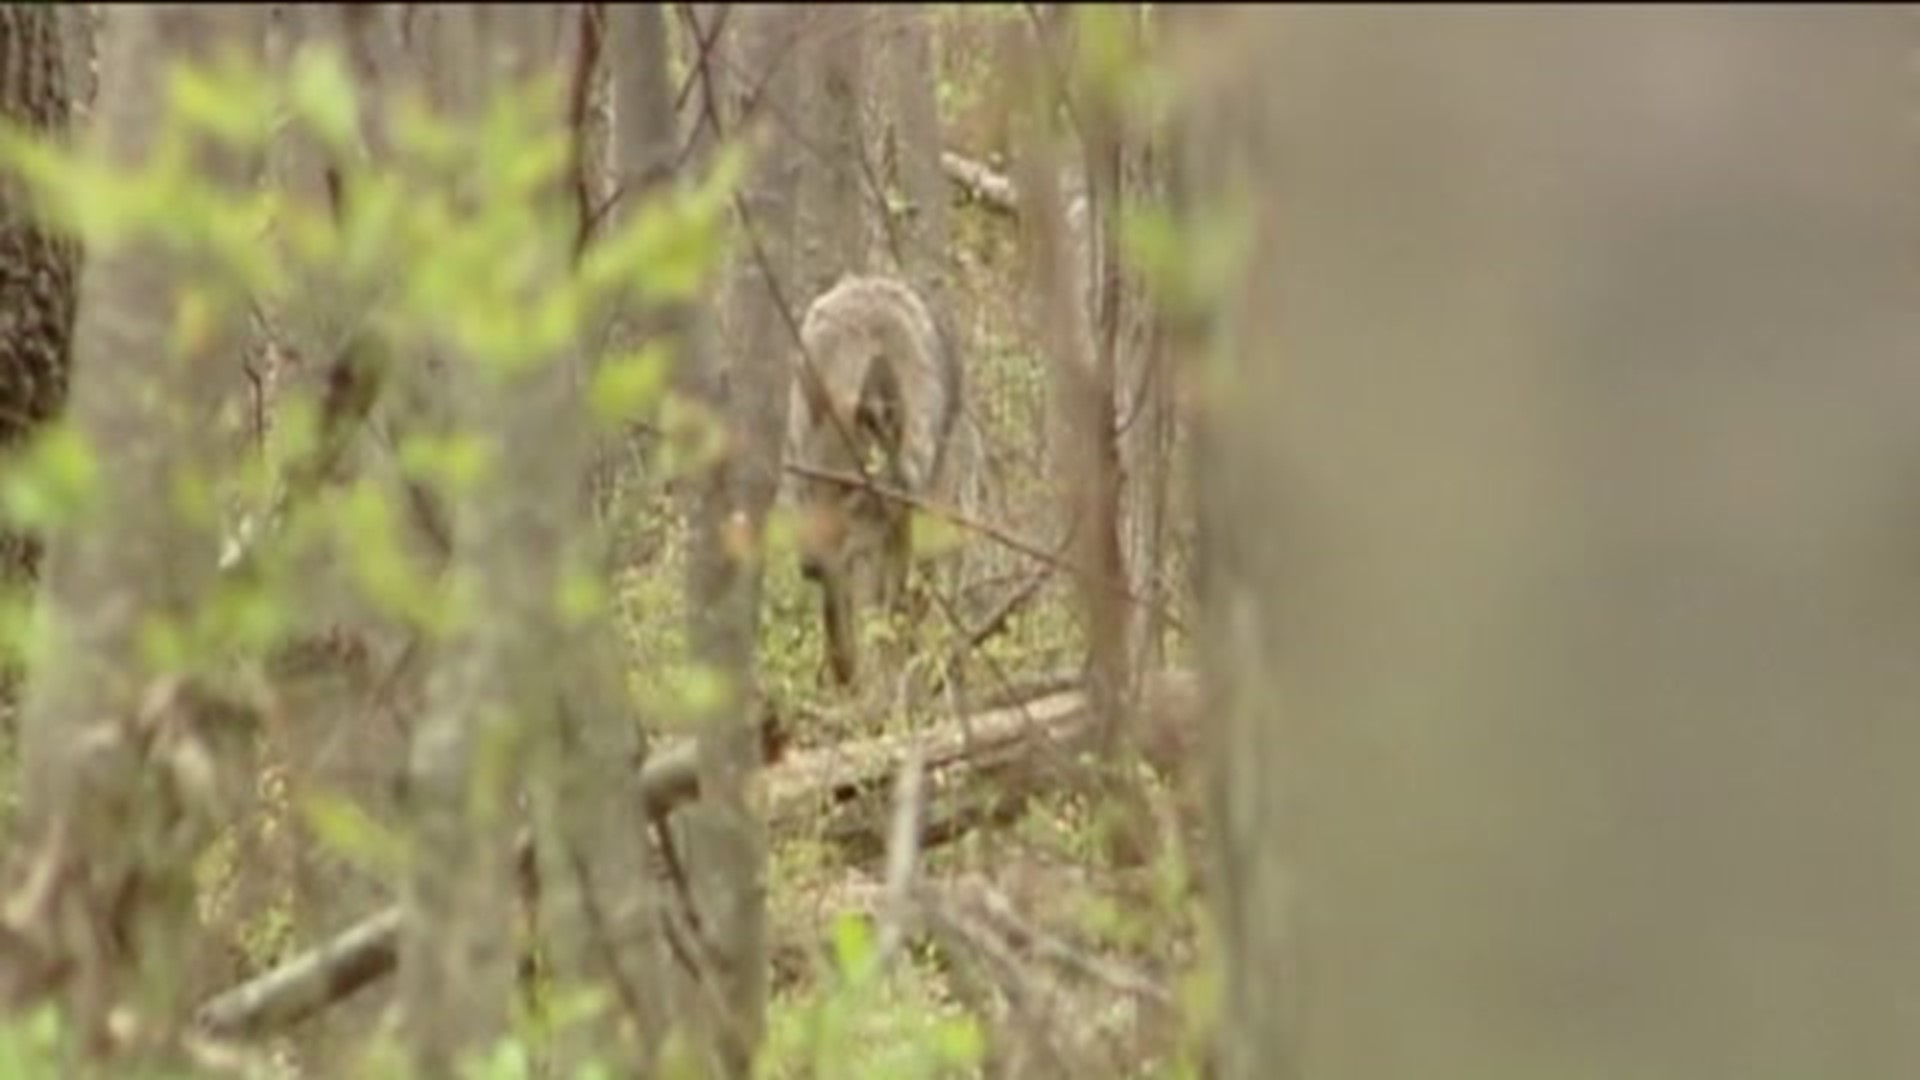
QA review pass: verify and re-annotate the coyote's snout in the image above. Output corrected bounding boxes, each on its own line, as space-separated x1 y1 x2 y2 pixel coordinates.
784 275 962 687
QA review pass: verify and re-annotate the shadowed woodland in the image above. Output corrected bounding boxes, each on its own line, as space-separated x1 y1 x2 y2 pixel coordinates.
0 5 1916 1079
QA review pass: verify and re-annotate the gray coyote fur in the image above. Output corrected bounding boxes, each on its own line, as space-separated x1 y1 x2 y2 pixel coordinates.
783 274 965 687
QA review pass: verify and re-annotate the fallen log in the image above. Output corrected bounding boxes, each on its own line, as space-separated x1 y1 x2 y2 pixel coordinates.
194 669 1199 1039
194 907 402 1038
942 150 1020 215
192 734 713 1040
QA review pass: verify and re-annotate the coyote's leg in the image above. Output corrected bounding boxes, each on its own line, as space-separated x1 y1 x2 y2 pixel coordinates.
818 575 858 688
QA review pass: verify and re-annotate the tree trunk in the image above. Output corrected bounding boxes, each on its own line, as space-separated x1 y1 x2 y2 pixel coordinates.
1103 7 1172 678
8 1 261 1055
0 1 78 659
246 7 454 1072
593 1 679 560
395 6 579 1074
877 5 951 318
796 4 869 301
1006 19 1132 761
675 4 731 171
1189 8 1920 1078
678 4 804 1073
512 4 680 1069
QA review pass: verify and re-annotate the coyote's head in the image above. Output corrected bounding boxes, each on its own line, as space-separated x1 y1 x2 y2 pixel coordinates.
784 276 960 687
791 358 909 586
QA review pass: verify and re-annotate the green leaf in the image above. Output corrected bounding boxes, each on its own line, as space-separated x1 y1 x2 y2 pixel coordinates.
392 89 461 172
587 343 673 426
1074 5 1143 108
288 43 361 153
0 122 81 232
299 791 407 878
1119 202 1183 295
556 564 607 628
0 425 100 532
397 432 494 496
136 613 193 677
829 912 875 976
933 1015 986 1067
675 662 732 717
500 126 574 203
341 168 408 280
267 397 323 473
525 281 582 359
165 47 273 149
909 510 966 563
331 481 447 634
201 576 292 656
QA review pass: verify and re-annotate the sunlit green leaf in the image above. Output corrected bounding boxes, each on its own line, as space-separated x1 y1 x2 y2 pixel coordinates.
398 432 494 496
287 43 360 154
829 912 875 976
391 89 460 171
165 46 274 150
675 662 732 717
136 613 193 677
0 425 100 532
524 282 582 360
1074 5 1142 107
933 1015 986 1067
331 481 446 634
909 510 966 563
587 343 672 427
556 564 607 628
300 791 407 879
500 126 574 204
201 575 292 656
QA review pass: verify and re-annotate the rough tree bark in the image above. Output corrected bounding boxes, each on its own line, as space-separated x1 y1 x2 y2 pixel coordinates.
594 0 680 555
0 3 77 598
1100 6 1173 678
0 2 79 789
796 4 870 301
876 5 951 318
6 2 263 1056
512 3 679 1068
677 4 804 1073
247 6 457 1071
1005 19 1132 763
1188 7 1920 1078
395 5 581 1074
871 3 996 630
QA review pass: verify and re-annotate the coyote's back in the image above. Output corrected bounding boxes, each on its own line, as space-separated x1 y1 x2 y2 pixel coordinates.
783 274 964 686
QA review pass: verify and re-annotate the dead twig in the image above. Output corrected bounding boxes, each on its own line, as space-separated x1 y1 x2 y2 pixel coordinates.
784 460 1178 634
873 746 928 968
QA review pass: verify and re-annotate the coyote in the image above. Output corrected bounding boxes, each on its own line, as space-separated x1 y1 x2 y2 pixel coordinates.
783 274 965 687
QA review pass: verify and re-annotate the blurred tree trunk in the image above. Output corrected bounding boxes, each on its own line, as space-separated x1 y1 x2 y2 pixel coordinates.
0 2 79 738
1189 8 1920 1079
676 4 731 169
1006 19 1132 762
394 5 582 1073
7 1 261 1055
1107 6 1173 677
514 3 679 1069
797 4 869 299
876 5 951 319
57 6 97 132
251 6 455 1071
678 4 803 1073
594 1 678 561
872 3 994 629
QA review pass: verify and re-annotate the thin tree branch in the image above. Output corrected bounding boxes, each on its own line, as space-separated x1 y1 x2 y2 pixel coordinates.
783 461 1177 633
